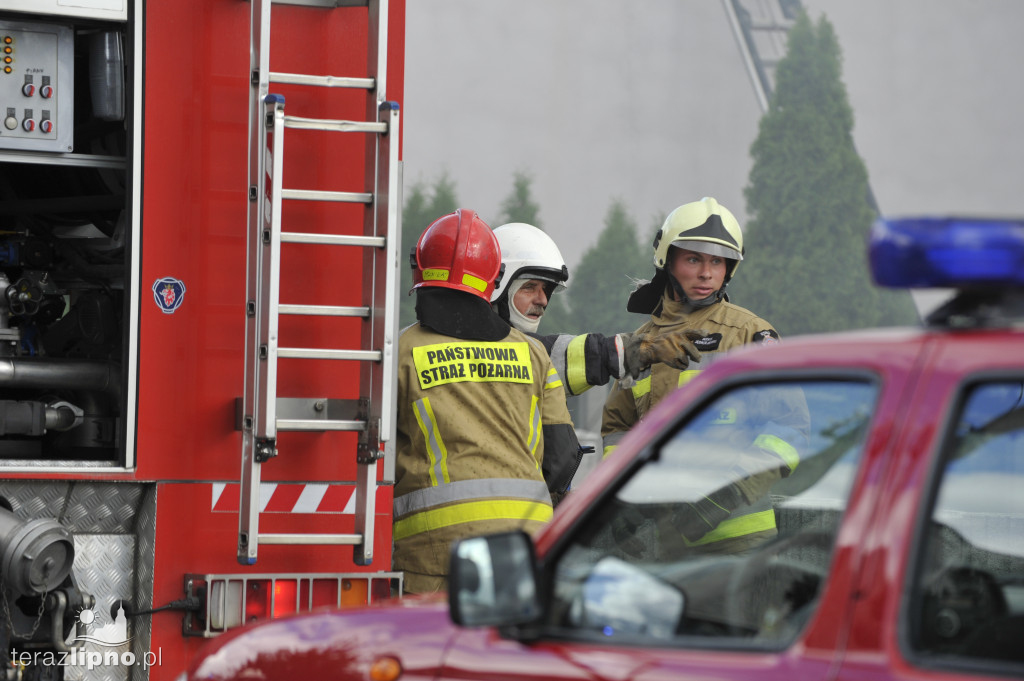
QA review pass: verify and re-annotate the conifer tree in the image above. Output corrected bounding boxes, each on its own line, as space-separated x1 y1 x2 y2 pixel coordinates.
729 12 918 336
490 172 575 334
497 171 542 226
564 200 649 336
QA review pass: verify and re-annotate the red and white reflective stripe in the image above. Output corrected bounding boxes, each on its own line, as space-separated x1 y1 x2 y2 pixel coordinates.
212 483 367 513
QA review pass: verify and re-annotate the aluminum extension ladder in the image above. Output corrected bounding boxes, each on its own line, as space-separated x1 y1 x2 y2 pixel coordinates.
238 0 401 565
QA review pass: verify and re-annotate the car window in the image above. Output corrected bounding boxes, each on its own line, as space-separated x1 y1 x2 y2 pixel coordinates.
908 381 1024 670
548 379 876 648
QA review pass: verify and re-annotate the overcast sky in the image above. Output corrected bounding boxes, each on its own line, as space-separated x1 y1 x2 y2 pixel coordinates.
402 0 1024 275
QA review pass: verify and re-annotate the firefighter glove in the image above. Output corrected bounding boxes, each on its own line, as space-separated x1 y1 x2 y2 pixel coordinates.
621 328 708 380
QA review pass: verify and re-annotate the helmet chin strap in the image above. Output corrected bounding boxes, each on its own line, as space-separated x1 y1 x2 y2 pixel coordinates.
668 274 723 309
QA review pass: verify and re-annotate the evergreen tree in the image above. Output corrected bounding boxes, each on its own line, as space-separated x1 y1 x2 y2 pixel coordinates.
563 200 649 336
497 171 542 226
490 171 575 334
399 173 459 328
729 12 919 336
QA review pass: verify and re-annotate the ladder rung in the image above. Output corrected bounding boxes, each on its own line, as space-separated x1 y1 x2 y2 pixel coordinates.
270 0 368 8
269 71 374 89
279 348 382 361
281 232 385 247
283 115 387 134
258 533 362 546
277 418 365 432
280 188 373 203
279 304 370 317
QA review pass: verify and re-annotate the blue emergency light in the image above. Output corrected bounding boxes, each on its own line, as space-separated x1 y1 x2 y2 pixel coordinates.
869 217 1024 289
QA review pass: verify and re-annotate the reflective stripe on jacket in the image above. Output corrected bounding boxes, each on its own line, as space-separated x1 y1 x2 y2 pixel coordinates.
536 332 624 397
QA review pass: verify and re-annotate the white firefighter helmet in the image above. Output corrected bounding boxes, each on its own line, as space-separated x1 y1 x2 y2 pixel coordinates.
490 223 569 304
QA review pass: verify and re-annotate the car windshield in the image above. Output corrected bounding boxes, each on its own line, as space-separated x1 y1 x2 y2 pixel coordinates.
547 379 876 646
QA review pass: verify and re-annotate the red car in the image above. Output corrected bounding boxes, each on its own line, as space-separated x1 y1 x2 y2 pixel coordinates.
182 217 1024 681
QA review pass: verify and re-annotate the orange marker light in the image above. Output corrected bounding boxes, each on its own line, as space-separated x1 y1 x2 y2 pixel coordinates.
368 656 401 681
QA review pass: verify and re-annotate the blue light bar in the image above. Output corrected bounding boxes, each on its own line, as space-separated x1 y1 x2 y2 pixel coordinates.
869 217 1024 288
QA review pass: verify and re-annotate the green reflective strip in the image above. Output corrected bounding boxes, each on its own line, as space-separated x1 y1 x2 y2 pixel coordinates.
677 369 701 387
565 334 590 395
545 366 563 390
393 499 553 541
754 433 800 473
686 508 776 546
630 375 651 400
602 432 626 459
528 395 541 467
462 273 487 293
413 397 449 485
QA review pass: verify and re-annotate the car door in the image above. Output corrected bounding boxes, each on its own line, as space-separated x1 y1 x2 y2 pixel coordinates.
441 367 912 681
840 332 1024 681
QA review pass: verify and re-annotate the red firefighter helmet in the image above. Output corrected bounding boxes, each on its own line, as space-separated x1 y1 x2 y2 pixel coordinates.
411 209 503 301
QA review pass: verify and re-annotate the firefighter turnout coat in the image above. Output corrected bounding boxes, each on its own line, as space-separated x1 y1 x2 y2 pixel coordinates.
603 292 783 442
394 323 575 593
601 290 808 553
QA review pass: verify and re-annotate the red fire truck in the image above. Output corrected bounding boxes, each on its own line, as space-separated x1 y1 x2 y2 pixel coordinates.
0 0 405 679
183 216 1024 681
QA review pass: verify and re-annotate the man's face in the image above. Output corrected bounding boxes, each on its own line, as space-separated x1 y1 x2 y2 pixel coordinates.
512 278 550 322
668 247 727 301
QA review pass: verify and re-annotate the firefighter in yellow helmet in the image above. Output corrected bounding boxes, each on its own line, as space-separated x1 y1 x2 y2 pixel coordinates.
601 197 810 554
395 209 581 594
490 222 706 397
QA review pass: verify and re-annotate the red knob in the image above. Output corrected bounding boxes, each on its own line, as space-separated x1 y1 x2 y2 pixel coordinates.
40 120 53 134
21 83 35 97
22 118 34 132
40 85 53 99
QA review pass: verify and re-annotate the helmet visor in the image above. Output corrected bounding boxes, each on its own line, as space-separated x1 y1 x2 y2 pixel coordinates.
670 239 743 261
512 266 568 288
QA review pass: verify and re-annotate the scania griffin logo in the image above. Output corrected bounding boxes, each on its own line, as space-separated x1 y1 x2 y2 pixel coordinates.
152 277 186 314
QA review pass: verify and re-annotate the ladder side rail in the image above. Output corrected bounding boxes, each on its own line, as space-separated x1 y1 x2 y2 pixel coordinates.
381 158 402 486
377 102 401 463
240 0 275 566
255 95 287 443
367 0 387 109
353 104 399 565
240 95 286 566
353 0 390 566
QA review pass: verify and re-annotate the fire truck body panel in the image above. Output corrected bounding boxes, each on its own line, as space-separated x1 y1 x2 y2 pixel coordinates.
0 0 405 678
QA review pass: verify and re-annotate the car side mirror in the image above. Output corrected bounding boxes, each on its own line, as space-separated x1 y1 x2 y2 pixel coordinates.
448 531 541 628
